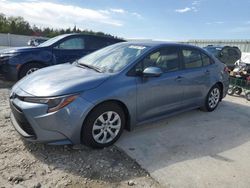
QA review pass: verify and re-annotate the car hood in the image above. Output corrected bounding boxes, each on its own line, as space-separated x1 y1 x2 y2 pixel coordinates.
13 63 110 97
0 46 47 54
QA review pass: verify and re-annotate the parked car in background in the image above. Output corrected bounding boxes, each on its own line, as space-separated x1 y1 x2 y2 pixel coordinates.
203 45 241 70
27 38 48 46
0 33 125 81
9 42 229 148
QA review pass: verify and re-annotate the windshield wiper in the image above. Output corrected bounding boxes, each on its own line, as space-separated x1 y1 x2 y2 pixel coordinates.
76 61 103 73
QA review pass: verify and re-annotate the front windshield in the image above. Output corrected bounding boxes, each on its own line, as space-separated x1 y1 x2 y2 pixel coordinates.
38 35 65 47
78 43 149 73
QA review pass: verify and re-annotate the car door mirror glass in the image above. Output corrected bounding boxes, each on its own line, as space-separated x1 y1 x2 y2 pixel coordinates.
142 67 162 77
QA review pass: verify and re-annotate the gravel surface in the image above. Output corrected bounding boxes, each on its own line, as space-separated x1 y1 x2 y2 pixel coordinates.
0 77 159 188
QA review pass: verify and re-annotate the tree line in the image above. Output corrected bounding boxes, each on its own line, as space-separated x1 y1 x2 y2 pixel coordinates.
0 13 119 39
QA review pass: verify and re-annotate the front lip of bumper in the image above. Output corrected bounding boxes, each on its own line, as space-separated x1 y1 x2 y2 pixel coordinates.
10 113 35 139
11 112 72 145
9 94 94 144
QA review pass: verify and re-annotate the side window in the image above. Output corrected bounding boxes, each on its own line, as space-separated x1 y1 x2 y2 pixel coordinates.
135 48 180 73
182 49 202 69
56 38 85 49
201 53 213 66
134 51 160 73
155 49 180 72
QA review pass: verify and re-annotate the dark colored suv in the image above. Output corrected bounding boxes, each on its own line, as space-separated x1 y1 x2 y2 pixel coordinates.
0 33 125 81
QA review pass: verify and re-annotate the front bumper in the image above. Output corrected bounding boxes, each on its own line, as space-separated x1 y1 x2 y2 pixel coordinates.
9 94 94 145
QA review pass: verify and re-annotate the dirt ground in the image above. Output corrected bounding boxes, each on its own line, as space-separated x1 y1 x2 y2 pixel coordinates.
0 77 160 188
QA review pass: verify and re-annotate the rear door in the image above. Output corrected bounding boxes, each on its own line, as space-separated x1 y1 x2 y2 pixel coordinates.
53 36 90 64
179 47 213 107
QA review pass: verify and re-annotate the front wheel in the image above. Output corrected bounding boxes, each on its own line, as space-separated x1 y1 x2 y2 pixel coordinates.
81 102 125 148
202 84 221 112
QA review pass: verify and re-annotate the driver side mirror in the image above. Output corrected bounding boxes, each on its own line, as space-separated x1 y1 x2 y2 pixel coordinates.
142 66 163 77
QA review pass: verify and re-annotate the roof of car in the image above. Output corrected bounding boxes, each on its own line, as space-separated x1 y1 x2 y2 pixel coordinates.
58 33 125 41
122 41 202 49
204 45 224 49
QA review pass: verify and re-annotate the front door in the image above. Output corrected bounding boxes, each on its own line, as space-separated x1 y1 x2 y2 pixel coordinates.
53 37 89 64
136 47 184 122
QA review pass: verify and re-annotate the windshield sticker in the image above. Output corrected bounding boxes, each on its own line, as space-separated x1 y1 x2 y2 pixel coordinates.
129 45 146 50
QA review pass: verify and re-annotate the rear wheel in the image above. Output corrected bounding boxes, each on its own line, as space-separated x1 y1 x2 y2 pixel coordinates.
19 63 44 79
81 102 125 148
202 84 221 112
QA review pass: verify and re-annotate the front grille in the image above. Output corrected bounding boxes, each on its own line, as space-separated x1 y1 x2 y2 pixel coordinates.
10 101 36 137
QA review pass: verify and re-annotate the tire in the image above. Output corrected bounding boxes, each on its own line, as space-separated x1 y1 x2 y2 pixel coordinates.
246 92 250 101
202 84 221 112
81 102 125 148
19 63 44 79
235 87 243 95
227 86 235 95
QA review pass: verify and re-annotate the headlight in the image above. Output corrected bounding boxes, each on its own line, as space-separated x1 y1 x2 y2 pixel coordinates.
23 94 79 113
0 53 18 62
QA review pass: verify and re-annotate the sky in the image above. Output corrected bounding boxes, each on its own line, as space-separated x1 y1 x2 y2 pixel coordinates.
0 0 250 40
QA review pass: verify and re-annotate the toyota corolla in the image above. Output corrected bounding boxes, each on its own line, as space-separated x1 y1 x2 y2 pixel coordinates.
9 42 229 148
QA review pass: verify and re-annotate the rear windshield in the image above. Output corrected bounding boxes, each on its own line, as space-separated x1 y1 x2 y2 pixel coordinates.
204 47 222 58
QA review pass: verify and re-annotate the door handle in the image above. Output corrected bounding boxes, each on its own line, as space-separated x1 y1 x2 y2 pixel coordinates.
205 70 210 74
175 76 183 81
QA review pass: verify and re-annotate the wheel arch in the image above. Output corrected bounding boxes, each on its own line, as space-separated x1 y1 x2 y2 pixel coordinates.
82 99 131 133
18 61 47 79
215 81 224 100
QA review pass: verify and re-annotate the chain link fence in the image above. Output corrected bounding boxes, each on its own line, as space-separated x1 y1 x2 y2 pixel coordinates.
185 39 250 53
0 33 47 47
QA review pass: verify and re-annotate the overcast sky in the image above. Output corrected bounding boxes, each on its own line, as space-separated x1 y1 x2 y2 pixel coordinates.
0 0 250 40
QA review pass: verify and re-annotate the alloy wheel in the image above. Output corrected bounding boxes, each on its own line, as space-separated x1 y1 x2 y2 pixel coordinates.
208 88 220 109
92 111 121 144
26 68 39 75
